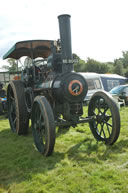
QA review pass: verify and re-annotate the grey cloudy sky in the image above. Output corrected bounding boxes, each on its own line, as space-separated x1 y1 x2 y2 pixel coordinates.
1 0 128 67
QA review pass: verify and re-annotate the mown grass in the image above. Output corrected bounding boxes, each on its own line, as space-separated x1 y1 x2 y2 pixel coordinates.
0 107 128 193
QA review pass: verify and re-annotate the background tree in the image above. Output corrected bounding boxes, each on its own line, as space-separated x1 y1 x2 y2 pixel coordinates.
73 53 87 72
86 58 109 73
73 51 128 76
121 51 128 77
122 51 128 68
2 58 21 72
113 59 124 76
73 54 109 73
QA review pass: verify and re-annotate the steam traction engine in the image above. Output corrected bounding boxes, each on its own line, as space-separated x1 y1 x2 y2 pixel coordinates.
3 15 120 156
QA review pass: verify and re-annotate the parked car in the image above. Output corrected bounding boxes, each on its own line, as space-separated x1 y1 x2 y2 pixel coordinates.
109 84 128 105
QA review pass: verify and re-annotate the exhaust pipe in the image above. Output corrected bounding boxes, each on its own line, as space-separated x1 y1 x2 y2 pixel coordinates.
58 14 73 72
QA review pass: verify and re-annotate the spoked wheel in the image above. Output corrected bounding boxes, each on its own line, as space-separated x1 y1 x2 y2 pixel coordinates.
31 96 55 156
88 91 120 145
7 80 29 134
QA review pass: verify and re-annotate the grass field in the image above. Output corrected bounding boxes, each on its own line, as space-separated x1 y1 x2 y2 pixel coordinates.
0 107 128 193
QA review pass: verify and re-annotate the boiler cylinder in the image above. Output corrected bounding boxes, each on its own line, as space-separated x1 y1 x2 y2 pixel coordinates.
52 72 88 103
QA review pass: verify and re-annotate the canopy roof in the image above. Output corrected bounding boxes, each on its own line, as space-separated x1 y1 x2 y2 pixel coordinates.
3 40 54 60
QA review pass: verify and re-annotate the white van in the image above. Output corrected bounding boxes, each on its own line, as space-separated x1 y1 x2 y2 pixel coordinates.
79 72 127 104
79 72 104 104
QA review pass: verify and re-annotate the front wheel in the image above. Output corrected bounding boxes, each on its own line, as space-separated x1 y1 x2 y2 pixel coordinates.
31 96 56 156
88 91 120 145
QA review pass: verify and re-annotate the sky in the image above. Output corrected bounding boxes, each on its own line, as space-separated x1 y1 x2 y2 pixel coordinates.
1 0 128 68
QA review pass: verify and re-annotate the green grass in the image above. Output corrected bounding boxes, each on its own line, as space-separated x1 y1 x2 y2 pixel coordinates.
0 107 128 193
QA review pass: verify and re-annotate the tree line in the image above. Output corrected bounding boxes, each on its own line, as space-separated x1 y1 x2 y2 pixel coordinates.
73 51 128 77
2 51 128 77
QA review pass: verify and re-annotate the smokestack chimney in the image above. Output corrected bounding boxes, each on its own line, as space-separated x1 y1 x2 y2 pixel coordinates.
58 14 73 72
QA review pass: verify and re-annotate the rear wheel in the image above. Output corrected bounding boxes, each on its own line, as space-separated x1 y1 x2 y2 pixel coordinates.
7 80 29 134
31 96 55 156
88 91 120 145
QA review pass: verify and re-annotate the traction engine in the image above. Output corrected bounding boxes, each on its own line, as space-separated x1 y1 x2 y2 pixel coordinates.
3 15 120 156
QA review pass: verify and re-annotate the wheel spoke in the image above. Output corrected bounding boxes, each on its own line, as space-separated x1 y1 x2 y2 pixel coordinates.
92 110 97 116
38 114 42 130
104 121 112 127
101 123 106 139
106 123 111 136
96 98 104 115
104 106 109 114
10 96 15 101
99 123 104 136
97 101 102 114
13 117 17 126
105 115 112 119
